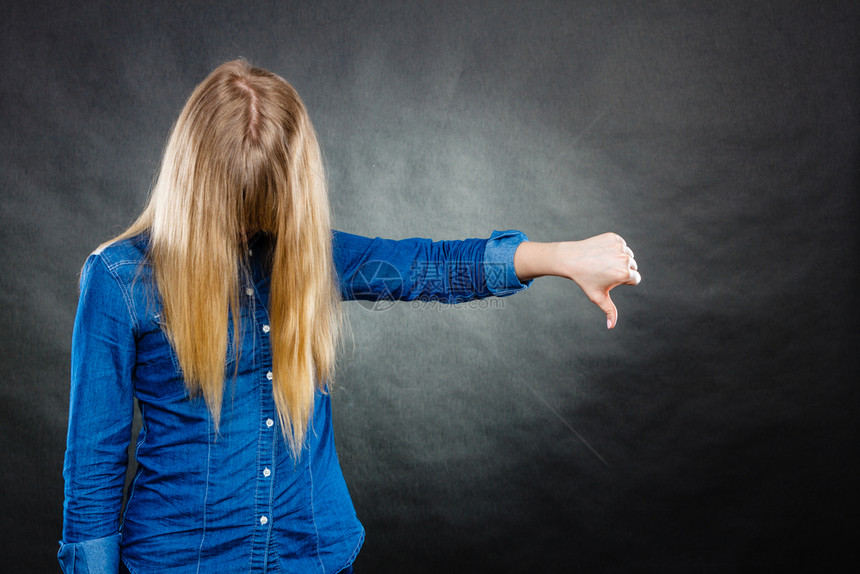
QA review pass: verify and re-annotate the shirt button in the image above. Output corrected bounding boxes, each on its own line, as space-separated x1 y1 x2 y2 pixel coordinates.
262 324 270 333
248 249 253 256
266 418 274 428
245 287 254 296
263 467 271 477
266 371 273 381
260 516 268 525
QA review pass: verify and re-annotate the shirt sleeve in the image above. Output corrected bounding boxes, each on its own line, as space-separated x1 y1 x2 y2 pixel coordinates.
59 253 137 573
332 229 531 303
483 229 533 296
57 533 122 574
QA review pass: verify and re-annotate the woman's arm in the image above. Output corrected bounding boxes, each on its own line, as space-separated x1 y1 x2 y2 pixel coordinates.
333 230 529 304
59 252 137 573
514 233 641 329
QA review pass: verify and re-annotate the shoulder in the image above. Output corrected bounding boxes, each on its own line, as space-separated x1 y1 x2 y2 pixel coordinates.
79 234 153 331
82 234 151 290
91 233 149 266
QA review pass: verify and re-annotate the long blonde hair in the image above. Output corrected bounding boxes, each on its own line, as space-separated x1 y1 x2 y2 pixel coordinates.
112 60 340 454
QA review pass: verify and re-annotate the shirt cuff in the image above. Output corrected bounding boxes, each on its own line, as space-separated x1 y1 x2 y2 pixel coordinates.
57 533 121 574
484 229 533 296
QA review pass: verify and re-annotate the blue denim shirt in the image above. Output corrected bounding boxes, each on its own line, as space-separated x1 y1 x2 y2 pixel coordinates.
59 230 530 574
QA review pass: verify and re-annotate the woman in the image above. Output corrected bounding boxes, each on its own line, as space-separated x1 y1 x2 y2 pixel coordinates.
59 60 640 573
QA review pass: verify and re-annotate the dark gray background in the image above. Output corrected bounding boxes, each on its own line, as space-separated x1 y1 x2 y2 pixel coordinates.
2 1 858 572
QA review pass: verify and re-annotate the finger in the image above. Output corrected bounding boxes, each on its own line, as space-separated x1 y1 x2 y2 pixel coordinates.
597 293 618 329
628 268 642 285
624 245 634 259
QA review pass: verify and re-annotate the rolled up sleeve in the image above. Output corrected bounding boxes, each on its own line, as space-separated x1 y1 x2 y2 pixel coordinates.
57 533 122 574
483 229 533 296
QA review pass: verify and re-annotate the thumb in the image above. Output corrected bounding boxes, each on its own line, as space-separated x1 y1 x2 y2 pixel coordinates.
596 292 618 329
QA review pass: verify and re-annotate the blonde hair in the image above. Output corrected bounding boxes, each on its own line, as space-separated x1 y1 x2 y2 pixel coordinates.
111 60 340 454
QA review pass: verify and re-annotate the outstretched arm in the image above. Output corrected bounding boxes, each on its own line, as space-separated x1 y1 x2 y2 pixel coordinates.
514 233 641 329
333 230 530 303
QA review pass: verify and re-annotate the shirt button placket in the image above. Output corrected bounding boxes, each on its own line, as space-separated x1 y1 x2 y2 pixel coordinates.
246 249 281 569
259 392 275 538
252 302 276 567
260 368 275 532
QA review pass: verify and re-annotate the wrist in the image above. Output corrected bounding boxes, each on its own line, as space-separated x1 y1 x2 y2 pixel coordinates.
513 241 565 281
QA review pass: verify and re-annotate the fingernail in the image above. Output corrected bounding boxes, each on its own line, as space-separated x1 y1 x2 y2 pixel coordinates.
607 318 612 329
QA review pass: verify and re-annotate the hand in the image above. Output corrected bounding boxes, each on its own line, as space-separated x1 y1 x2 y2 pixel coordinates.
514 233 641 329
558 233 640 329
